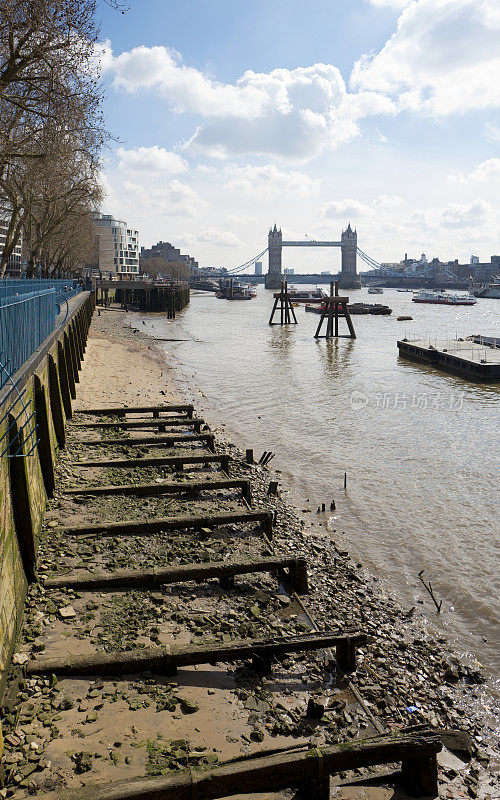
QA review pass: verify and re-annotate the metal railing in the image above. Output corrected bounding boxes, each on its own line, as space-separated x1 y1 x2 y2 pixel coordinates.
0 277 82 301
0 288 57 389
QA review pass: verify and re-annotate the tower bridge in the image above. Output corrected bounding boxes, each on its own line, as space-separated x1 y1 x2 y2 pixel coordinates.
266 223 360 290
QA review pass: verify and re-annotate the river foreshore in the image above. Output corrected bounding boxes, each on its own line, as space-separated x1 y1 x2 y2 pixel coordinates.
1 308 498 799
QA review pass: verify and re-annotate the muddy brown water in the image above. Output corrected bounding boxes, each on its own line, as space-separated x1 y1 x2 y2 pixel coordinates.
127 286 499 727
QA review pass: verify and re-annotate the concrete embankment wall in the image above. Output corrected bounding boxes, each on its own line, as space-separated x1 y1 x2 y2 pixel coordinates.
0 292 94 703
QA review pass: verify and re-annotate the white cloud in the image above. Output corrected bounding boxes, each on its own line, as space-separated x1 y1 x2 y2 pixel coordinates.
224 213 258 226
351 0 500 116
122 179 207 218
224 164 319 199
447 157 500 183
320 199 373 219
440 199 491 228
117 146 188 175
101 42 394 160
373 193 403 207
179 229 244 248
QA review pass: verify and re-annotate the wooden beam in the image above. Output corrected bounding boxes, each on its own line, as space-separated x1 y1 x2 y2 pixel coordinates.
42 556 308 593
57 509 273 539
74 404 194 417
71 417 205 432
72 453 231 472
26 629 366 677
61 477 252 504
40 732 441 800
76 433 216 451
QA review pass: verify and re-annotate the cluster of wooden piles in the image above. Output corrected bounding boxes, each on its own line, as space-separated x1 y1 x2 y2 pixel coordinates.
6 404 442 799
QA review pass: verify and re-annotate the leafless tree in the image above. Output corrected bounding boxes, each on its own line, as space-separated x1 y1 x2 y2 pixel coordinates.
0 0 108 276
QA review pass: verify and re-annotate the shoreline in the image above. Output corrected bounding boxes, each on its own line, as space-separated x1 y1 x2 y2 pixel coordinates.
102 309 500 744
2 307 498 798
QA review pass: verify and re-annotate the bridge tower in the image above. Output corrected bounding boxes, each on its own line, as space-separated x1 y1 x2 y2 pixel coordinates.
340 223 361 289
265 223 283 289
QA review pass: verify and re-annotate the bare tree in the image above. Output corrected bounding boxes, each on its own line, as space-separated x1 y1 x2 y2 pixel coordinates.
0 0 108 276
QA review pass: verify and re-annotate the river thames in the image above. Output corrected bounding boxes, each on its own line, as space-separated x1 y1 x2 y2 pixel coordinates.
131 286 499 684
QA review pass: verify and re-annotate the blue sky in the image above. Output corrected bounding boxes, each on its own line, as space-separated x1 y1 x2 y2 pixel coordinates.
97 0 500 271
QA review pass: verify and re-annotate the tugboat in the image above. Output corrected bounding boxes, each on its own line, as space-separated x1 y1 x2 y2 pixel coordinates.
305 302 392 315
216 282 256 300
412 289 476 305
368 286 383 294
288 286 327 301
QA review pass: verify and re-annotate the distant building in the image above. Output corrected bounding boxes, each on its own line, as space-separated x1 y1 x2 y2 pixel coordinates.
0 215 23 276
284 268 294 275
141 241 198 276
91 213 139 275
254 261 263 276
320 271 331 275
470 255 479 264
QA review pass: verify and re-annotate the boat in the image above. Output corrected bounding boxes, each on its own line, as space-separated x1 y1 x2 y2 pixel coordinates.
287 286 327 301
411 290 477 305
397 315 413 321
368 286 383 294
472 281 500 299
397 289 413 293
305 302 392 315
215 283 256 300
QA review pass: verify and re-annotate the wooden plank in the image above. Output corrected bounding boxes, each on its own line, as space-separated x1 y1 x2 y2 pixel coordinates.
72 453 231 472
61 477 251 504
26 629 366 677
74 404 194 417
75 433 216 451
72 417 204 432
40 732 441 800
57 509 273 538
42 556 308 593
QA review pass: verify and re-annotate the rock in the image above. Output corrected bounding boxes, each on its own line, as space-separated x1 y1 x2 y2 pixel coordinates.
85 710 98 723
12 653 29 665
250 727 265 742
59 605 76 620
73 752 92 774
179 699 198 714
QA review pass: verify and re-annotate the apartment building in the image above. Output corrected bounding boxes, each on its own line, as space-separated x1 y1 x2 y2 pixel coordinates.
92 213 140 275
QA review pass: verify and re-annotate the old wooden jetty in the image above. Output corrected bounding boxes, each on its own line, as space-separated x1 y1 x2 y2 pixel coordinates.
95 280 189 316
1 398 444 799
397 337 500 381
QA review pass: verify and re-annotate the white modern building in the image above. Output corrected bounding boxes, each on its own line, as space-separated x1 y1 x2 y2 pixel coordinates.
92 213 139 275
0 215 23 275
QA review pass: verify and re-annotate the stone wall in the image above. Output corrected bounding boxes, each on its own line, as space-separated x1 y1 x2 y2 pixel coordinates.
0 293 94 710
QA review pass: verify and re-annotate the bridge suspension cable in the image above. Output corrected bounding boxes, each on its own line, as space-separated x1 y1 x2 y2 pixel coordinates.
356 247 383 270
225 247 268 275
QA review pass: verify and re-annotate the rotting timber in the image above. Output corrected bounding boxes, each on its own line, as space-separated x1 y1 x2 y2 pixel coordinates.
95 280 190 316
0 396 452 800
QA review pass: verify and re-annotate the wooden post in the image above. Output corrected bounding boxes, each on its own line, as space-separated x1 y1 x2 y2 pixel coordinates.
289 557 309 593
402 753 439 797
314 289 355 340
269 281 298 325
334 280 339 337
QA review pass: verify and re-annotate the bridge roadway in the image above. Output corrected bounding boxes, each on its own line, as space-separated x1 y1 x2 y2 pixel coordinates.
282 241 341 247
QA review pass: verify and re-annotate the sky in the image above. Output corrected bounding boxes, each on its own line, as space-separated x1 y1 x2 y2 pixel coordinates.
96 0 500 273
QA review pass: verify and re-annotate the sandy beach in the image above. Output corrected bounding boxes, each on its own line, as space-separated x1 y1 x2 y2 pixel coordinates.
1 307 498 800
